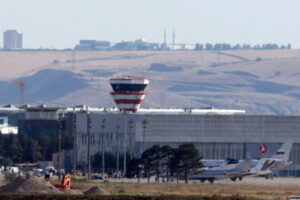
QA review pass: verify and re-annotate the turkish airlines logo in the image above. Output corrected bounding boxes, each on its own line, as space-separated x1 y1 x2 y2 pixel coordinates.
259 144 268 154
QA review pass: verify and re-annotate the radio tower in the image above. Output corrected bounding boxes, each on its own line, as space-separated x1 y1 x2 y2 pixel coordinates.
10 80 25 106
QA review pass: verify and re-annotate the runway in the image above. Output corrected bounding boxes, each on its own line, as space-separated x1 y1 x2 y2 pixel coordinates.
96 176 300 186
194 176 300 186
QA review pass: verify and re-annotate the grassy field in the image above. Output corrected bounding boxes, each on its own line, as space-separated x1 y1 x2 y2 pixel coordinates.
69 179 300 200
0 175 296 199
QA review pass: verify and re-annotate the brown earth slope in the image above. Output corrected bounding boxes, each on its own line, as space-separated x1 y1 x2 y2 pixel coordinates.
1 50 300 114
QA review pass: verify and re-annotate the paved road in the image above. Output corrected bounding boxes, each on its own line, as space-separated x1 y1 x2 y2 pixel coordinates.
215 177 300 186
94 176 300 186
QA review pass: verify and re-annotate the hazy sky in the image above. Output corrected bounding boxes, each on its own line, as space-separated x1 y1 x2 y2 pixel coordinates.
1 0 300 49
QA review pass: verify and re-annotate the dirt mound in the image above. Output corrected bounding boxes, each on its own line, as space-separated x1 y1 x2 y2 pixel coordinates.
84 186 109 195
0 175 63 194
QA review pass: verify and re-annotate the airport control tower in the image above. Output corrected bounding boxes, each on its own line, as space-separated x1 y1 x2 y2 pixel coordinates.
110 76 149 113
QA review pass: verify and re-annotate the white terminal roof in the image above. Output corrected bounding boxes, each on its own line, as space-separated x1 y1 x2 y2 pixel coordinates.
0 104 245 115
137 108 245 115
65 106 246 115
0 104 23 112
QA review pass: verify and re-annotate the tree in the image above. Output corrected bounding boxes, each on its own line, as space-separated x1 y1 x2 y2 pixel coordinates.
36 133 51 160
280 45 286 49
150 145 163 183
26 138 43 162
141 145 174 183
242 44 251 49
128 145 174 183
171 143 203 183
126 158 142 182
5 134 23 163
233 44 241 50
195 43 203 51
160 145 174 183
0 157 13 168
141 145 158 183
205 43 213 51
91 152 115 173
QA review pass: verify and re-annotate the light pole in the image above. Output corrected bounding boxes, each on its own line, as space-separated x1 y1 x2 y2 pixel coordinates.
72 107 76 175
87 111 91 180
58 117 62 172
142 118 147 153
116 118 120 177
123 112 127 174
101 118 106 179
128 119 134 160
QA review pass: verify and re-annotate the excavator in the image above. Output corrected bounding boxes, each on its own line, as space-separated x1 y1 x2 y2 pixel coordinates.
54 174 71 190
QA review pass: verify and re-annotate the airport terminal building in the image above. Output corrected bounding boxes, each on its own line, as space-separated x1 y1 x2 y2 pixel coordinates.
0 105 299 176
75 107 300 177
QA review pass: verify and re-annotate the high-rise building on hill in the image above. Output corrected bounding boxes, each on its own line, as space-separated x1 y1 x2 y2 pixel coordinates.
3 30 22 50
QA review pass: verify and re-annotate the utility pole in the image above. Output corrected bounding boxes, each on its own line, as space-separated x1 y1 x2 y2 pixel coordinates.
58 117 62 171
101 118 106 179
128 119 134 160
116 118 120 177
72 107 76 175
142 118 147 153
87 110 92 180
123 112 127 174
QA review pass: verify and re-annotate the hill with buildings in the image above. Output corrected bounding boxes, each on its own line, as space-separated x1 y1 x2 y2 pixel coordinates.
1 50 300 114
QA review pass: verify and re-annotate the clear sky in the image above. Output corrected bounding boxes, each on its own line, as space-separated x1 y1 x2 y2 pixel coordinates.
1 0 300 49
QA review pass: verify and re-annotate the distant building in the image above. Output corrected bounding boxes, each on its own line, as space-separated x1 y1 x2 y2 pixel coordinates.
74 40 110 50
73 106 300 177
0 104 21 134
169 44 196 50
0 116 18 134
113 38 158 50
3 30 22 50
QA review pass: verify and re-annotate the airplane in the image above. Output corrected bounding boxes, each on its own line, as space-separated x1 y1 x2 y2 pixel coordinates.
201 158 239 169
190 140 293 183
189 159 252 183
248 140 293 178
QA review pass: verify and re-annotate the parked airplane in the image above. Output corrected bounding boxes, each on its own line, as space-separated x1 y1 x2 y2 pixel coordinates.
190 159 252 183
248 140 293 178
201 158 239 169
191 140 293 183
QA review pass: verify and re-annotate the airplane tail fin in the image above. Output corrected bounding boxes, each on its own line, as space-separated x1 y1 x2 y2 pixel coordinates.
272 140 293 162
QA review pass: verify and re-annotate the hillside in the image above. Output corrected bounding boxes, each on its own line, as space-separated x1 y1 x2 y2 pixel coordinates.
1 50 300 114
